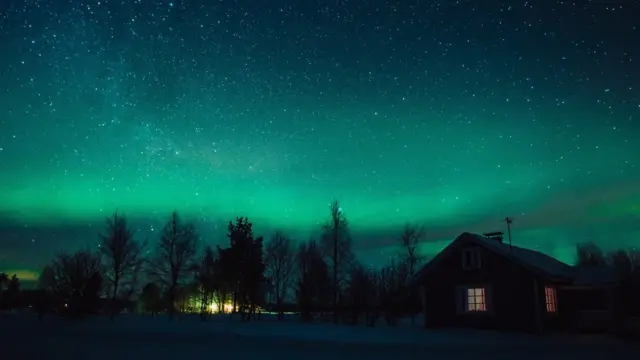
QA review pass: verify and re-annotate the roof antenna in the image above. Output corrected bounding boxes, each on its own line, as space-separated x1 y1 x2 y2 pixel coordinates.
504 217 514 251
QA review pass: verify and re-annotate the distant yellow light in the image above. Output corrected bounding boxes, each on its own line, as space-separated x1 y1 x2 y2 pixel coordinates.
209 301 234 313
0 269 39 281
224 303 233 313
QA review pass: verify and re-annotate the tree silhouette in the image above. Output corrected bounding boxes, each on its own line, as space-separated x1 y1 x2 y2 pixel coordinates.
196 246 216 320
398 223 425 276
35 267 56 320
6 274 20 310
321 200 353 324
576 241 607 267
397 223 426 325
608 249 640 321
226 217 253 315
99 211 146 319
245 235 266 320
0 273 20 313
140 282 162 316
226 217 266 321
147 211 198 318
176 282 199 313
214 246 233 313
609 249 639 275
265 231 296 320
345 263 379 326
576 244 640 322
0 273 7 291
41 250 103 317
0 273 7 310
378 258 410 326
296 239 330 322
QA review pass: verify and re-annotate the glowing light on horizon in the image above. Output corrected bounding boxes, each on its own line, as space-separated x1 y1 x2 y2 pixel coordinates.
208 301 234 314
0 1 638 273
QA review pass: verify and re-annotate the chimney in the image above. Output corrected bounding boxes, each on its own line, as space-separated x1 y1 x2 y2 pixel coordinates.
483 231 504 243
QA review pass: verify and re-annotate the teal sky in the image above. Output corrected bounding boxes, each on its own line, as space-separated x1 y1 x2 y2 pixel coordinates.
1 1 639 277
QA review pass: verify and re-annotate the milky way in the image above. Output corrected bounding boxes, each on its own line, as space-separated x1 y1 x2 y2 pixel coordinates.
1 1 639 276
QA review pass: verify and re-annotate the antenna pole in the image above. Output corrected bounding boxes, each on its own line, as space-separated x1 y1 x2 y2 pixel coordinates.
505 217 513 250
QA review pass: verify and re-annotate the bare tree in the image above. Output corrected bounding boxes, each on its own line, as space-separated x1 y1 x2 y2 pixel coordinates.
99 211 146 318
378 258 410 326
321 200 353 324
576 241 607 267
148 211 198 318
575 244 640 322
41 250 103 317
398 223 426 276
265 231 296 320
607 249 640 320
196 246 216 320
609 249 640 275
398 223 426 324
345 262 379 326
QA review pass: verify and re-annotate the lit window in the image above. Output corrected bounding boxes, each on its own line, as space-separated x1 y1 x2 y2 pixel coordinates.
545 286 557 313
467 287 487 312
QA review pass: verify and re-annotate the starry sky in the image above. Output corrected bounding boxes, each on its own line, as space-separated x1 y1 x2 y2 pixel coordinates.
1 0 639 281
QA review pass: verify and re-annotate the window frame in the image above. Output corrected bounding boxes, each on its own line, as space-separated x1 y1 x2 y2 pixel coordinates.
466 287 487 312
457 285 491 314
462 248 482 270
544 285 558 313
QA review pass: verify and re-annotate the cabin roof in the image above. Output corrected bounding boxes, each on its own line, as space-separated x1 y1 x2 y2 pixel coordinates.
412 232 617 286
472 233 575 278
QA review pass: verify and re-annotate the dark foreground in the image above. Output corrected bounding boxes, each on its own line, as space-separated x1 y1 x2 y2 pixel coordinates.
2 316 638 360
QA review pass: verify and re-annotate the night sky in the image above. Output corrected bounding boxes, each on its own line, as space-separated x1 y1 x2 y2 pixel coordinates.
1 1 639 281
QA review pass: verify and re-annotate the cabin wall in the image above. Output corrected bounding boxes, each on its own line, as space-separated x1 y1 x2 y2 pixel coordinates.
555 286 615 333
533 280 564 332
421 242 538 332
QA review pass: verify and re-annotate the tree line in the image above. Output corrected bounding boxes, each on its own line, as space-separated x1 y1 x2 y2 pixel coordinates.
25 200 426 325
575 241 640 322
3 204 638 329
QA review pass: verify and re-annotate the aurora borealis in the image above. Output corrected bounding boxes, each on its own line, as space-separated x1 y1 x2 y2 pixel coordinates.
1 1 639 278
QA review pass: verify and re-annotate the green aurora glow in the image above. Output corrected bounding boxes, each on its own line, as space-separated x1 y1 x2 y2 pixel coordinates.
1 1 639 275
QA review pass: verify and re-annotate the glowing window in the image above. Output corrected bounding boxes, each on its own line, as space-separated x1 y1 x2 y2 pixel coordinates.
545 286 557 313
466 287 487 312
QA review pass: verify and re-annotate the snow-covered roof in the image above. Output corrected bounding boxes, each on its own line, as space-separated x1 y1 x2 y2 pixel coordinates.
412 232 618 286
470 233 575 279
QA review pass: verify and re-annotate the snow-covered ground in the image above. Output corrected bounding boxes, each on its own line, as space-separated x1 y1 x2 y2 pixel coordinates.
2 313 638 359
